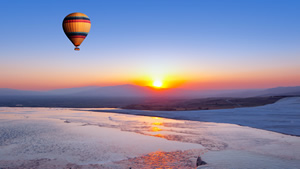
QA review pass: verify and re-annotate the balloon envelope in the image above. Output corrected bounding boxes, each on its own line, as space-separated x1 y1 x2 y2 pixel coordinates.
62 12 91 51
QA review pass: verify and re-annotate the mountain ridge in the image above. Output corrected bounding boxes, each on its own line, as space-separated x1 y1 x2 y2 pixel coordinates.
1 85 300 98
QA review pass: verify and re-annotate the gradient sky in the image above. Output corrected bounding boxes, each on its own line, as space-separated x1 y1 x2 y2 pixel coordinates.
1 0 300 90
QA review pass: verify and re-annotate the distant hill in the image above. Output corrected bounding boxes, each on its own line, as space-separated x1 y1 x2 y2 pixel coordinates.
46 86 100 95
259 86 300 96
0 85 300 98
71 84 155 97
0 88 42 96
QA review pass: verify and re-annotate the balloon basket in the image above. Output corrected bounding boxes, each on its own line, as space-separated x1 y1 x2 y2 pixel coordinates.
74 47 80 51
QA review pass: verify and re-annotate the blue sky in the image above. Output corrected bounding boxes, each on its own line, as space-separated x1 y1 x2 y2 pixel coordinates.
0 0 300 90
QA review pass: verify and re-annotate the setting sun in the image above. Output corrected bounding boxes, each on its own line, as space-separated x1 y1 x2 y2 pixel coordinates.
153 80 163 88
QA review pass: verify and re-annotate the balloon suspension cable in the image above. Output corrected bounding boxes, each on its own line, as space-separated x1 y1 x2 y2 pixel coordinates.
74 47 80 51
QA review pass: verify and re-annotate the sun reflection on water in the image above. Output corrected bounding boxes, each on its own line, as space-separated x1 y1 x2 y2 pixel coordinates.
149 117 164 132
152 122 163 126
118 149 206 168
150 126 162 132
152 134 166 139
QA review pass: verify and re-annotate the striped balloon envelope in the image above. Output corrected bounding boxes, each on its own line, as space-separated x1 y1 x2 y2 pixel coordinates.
62 12 91 51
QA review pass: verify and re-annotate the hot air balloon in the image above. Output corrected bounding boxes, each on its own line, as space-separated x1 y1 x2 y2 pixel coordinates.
62 12 91 51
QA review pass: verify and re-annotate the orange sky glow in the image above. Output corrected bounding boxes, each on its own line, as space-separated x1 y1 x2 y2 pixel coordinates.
1 66 300 91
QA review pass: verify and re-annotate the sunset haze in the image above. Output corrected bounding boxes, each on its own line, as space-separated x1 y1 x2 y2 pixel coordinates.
1 0 299 91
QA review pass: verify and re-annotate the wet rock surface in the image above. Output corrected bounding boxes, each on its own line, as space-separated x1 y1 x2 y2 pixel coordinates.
196 156 207 166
